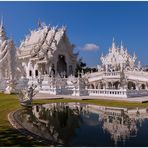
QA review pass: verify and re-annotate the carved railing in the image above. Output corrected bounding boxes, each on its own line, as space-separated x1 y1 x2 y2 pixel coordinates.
88 71 121 82
88 88 148 98
87 89 127 98
88 70 148 83
127 89 148 97
125 71 148 82
103 71 120 76
125 71 148 77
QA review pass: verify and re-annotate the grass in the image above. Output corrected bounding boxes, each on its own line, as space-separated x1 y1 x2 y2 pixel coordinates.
33 98 148 108
0 93 148 146
0 93 48 146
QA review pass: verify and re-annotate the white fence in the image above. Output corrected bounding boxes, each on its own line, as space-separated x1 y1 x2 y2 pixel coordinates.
40 87 88 96
104 71 120 76
40 86 148 98
30 75 148 98
88 71 121 82
87 89 128 98
127 89 148 97
87 88 148 98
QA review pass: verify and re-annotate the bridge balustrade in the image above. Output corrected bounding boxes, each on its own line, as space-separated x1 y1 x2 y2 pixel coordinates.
87 89 127 98
104 71 120 76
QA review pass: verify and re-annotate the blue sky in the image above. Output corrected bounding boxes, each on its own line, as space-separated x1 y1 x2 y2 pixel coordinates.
1 1 148 67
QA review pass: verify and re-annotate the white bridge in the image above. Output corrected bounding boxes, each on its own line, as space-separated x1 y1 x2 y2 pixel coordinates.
87 71 148 83
30 70 148 98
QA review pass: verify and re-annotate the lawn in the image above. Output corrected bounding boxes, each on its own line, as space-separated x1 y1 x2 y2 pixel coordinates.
0 93 148 146
33 98 148 108
0 93 48 146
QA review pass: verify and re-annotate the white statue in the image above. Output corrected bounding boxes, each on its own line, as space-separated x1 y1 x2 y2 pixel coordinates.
5 80 17 94
17 84 38 106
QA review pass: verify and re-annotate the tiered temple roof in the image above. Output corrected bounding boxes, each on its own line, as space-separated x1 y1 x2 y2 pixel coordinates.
18 23 76 63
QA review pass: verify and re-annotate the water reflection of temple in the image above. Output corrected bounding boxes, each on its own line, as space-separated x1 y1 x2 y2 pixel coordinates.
18 103 148 146
100 111 138 145
19 102 83 145
86 105 148 145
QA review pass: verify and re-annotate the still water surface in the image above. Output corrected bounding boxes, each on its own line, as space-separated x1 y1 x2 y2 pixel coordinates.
16 102 148 146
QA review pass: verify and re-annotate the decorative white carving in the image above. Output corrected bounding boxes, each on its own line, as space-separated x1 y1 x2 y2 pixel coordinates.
99 39 139 72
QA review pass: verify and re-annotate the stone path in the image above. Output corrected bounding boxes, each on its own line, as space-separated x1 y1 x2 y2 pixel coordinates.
34 93 148 103
8 110 63 146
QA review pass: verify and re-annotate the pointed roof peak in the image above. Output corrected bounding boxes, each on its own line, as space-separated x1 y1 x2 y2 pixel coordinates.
133 52 136 58
112 37 115 43
37 19 42 28
112 37 116 49
0 16 6 41
0 15 3 29
120 40 124 49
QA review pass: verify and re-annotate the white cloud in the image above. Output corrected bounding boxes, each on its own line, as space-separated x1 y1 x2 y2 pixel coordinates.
80 43 99 51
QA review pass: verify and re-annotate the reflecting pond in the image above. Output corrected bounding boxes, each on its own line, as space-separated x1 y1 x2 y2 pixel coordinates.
15 102 148 146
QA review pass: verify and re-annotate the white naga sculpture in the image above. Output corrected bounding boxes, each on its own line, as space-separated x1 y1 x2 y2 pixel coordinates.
17 84 38 106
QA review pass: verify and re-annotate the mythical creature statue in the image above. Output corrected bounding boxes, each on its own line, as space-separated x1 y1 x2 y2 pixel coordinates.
5 80 17 94
17 83 38 106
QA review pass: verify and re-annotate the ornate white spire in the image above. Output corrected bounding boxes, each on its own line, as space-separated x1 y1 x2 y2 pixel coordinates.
0 16 6 42
133 52 137 61
38 19 42 28
112 37 114 43
120 40 123 50
112 37 116 49
138 61 141 69
120 40 124 54
0 15 3 28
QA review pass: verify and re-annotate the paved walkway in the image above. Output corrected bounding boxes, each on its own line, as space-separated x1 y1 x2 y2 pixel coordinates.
33 93 148 103
8 110 62 146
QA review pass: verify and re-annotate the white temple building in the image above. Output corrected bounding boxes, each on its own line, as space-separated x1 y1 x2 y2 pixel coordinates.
0 20 148 99
86 39 148 98
27 37 148 98
17 23 77 79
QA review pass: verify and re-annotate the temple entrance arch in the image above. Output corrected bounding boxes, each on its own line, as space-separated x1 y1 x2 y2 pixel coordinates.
108 82 112 89
38 63 47 75
90 84 94 89
128 81 136 90
113 81 120 89
57 55 67 77
141 84 146 90
98 82 103 89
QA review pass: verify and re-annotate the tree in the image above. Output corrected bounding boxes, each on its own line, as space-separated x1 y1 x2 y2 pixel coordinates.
75 57 97 77
75 57 86 77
